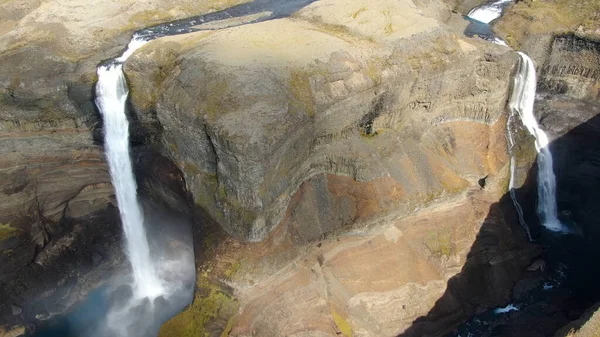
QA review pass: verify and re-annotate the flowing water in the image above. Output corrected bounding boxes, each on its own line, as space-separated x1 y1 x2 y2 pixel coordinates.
77 1 321 335
447 3 575 336
95 37 165 298
466 0 564 234
508 52 565 233
466 0 534 240
467 0 512 24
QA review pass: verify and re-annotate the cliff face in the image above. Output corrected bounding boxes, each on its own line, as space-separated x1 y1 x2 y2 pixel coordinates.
0 0 249 328
495 0 600 101
126 0 516 242
121 1 545 336
0 0 545 335
537 35 600 100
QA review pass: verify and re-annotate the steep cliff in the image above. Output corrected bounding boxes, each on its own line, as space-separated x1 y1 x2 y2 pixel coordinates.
126 0 516 243
0 0 248 329
119 0 542 336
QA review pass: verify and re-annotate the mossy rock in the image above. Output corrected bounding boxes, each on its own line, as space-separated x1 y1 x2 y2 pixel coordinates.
424 227 455 257
331 308 353 337
158 271 239 337
0 223 19 241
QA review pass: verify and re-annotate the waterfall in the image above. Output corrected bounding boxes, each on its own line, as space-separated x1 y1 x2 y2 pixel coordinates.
466 1 564 234
508 52 564 233
95 37 165 298
467 0 512 24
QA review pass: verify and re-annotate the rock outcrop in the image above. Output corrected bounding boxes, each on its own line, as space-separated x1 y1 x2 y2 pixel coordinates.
126 0 517 242
495 0 600 100
119 0 543 336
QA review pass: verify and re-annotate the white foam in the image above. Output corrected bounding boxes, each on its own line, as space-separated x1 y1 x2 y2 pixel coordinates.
508 53 565 233
494 304 519 314
115 37 148 63
467 0 512 23
95 39 164 299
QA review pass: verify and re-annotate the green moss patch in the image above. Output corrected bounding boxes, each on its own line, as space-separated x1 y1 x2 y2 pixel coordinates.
331 308 353 337
158 271 239 337
224 261 241 280
0 223 19 241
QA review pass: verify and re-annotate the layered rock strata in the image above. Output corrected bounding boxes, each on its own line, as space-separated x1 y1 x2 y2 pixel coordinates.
126 0 517 242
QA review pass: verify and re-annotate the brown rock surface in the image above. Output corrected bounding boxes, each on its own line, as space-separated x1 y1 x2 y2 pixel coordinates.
126 0 517 242
166 167 537 337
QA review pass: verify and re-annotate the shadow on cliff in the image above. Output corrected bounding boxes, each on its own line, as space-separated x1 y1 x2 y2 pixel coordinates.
397 112 600 337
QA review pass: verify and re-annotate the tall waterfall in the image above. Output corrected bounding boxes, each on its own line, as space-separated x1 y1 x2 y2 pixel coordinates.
466 1 564 234
95 37 165 298
508 53 564 233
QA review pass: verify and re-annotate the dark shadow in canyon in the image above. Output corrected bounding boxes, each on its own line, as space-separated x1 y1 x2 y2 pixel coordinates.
398 111 600 337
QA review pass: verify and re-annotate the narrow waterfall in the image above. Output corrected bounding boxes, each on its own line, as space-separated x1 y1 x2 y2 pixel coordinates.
466 1 531 238
508 53 564 233
95 37 165 298
467 2 564 234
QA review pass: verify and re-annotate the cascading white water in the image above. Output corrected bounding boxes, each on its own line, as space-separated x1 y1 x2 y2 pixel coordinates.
466 0 563 234
95 37 165 298
467 0 512 24
508 52 564 233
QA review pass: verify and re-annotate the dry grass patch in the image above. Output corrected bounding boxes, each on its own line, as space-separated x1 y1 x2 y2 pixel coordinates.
496 0 600 48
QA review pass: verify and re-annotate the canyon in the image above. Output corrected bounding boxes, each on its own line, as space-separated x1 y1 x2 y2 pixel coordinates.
1 0 599 336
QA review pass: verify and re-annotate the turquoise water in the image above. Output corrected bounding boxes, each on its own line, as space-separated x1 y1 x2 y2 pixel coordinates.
33 287 110 337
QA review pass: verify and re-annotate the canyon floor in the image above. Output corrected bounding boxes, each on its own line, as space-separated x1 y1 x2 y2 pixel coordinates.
160 167 539 337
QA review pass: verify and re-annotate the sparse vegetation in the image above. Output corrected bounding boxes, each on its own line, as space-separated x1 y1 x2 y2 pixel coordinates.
288 69 317 118
331 308 353 337
382 8 394 35
496 0 600 48
501 165 511 193
158 270 239 337
169 142 179 154
224 260 241 279
203 78 239 118
0 223 19 241
424 228 454 257
351 7 368 19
